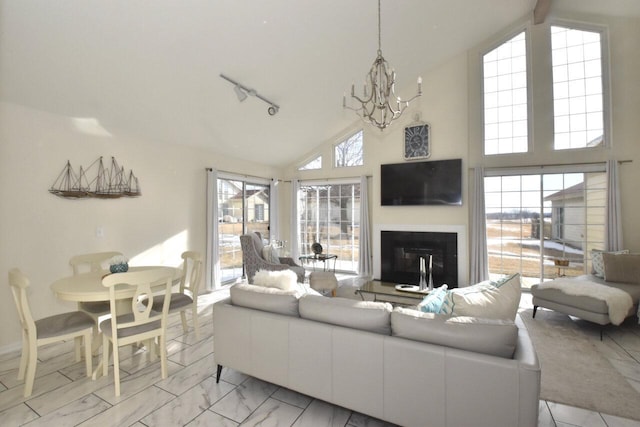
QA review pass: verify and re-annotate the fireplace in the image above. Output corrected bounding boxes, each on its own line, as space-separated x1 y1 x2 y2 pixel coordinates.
374 224 467 287
380 231 458 288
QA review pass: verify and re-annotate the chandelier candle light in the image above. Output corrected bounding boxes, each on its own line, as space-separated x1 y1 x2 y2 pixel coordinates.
343 0 422 130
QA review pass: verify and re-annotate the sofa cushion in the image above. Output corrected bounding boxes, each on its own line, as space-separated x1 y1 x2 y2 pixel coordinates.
417 285 448 313
592 249 629 278
230 283 308 316
253 269 298 291
440 273 521 320
603 253 640 284
299 295 393 335
391 307 518 358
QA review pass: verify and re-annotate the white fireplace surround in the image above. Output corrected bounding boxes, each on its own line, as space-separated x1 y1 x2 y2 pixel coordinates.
373 224 469 287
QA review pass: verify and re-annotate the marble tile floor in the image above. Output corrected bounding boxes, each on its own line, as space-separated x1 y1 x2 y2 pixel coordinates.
1 289 640 427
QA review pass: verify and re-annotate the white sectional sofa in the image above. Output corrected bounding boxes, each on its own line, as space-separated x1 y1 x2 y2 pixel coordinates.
213 283 541 427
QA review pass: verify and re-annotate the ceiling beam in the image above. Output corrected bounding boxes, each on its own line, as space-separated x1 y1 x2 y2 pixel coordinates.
534 0 551 25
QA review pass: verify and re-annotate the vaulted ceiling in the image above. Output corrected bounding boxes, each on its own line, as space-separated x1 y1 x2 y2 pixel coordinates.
2 0 639 167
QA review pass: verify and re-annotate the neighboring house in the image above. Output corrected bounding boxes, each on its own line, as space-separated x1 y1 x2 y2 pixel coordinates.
544 182 585 248
228 189 269 223
543 173 606 255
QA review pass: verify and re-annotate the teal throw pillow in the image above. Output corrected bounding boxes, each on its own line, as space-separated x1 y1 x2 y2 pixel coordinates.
417 285 449 313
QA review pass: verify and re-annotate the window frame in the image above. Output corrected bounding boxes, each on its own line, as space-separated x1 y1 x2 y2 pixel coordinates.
298 155 322 171
333 129 364 168
297 178 361 274
216 172 271 285
480 25 533 156
483 162 607 287
549 19 611 151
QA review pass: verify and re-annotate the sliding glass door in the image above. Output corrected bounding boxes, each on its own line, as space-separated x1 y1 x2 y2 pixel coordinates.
485 168 606 288
297 182 360 273
217 178 270 284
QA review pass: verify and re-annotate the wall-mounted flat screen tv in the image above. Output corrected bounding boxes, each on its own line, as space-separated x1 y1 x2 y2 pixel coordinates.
381 159 462 206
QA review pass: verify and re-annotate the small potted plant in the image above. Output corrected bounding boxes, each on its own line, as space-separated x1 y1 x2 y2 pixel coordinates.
109 255 129 273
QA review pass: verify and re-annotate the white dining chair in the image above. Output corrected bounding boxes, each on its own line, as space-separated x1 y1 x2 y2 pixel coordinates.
100 267 174 396
148 251 203 339
8 268 93 397
69 251 123 356
69 251 123 318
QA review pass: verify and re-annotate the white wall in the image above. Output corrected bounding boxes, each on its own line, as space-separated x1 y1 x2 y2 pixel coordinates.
0 102 277 350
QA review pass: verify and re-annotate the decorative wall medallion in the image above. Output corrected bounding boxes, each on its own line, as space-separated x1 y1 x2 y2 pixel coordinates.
404 123 430 160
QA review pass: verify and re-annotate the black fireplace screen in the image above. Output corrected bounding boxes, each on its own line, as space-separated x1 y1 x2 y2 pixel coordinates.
380 231 458 288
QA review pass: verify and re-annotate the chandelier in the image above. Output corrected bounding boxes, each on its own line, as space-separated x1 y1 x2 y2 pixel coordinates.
343 0 422 130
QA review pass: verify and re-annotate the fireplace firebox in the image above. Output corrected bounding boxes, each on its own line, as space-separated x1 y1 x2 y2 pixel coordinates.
380 231 458 288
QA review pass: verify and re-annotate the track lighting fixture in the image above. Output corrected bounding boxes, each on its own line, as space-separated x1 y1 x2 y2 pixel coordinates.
220 74 280 117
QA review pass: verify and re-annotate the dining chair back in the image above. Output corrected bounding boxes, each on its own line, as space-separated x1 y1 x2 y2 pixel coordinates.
149 251 203 339
8 268 93 397
69 252 123 344
69 251 123 275
100 267 175 396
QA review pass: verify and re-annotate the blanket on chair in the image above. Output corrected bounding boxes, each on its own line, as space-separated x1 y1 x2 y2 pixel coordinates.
537 278 633 325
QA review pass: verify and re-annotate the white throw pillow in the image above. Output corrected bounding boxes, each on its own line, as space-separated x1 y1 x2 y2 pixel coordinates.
261 245 281 264
440 273 521 321
253 269 298 291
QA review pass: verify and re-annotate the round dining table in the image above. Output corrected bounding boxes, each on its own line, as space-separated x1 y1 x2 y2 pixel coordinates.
51 266 181 310
51 265 181 379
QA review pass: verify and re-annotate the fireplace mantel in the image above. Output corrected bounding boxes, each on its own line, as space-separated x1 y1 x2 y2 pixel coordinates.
373 224 468 287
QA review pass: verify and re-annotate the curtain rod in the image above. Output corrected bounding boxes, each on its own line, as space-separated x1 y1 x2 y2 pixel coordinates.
206 168 373 183
206 168 271 182
468 159 632 171
279 175 373 183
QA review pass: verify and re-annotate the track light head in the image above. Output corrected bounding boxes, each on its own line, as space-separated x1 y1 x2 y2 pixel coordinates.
220 74 279 115
233 85 248 102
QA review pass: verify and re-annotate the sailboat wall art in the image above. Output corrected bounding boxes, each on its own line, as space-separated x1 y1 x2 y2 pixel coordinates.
49 157 141 199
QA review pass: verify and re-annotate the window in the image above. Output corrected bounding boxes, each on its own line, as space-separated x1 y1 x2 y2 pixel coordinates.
484 168 606 288
483 31 528 155
335 130 363 167
217 178 270 284
254 204 264 221
298 182 360 273
299 156 322 171
551 25 604 149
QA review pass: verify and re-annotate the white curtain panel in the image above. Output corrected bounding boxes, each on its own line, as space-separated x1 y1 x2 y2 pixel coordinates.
358 175 373 278
270 179 280 242
605 159 623 251
469 167 489 283
290 179 300 260
205 168 221 290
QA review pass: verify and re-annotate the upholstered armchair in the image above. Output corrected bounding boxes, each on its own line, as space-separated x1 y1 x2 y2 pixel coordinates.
240 232 305 283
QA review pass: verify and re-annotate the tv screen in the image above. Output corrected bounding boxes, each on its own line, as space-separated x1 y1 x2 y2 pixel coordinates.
381 159 462 206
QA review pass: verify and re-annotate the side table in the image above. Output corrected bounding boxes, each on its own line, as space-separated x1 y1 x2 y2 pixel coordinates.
298 254 338 272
